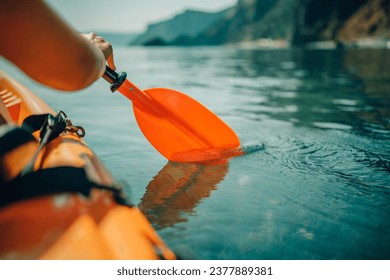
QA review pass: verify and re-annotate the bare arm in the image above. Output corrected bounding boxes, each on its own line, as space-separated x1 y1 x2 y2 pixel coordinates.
0 0 110 91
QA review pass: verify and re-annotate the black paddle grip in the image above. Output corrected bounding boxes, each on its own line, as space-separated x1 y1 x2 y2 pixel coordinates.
103 66 127 92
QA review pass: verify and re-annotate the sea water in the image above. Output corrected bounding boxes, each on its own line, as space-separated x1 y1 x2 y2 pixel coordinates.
1 47 389 259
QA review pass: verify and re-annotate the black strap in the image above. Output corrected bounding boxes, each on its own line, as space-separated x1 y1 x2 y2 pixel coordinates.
20 113 69 175
22 113 67 143
0 113 65 158
0 125 36 157
21 114 51 133
0 167 132 209
0 113 127 209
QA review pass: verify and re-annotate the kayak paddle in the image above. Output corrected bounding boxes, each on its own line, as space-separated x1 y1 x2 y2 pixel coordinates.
103 66 241 162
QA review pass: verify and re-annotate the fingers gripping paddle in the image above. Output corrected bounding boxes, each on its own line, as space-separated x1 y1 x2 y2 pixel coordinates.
103 66 241 162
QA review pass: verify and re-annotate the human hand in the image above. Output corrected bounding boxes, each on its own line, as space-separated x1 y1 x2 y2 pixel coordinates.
81 32 116 70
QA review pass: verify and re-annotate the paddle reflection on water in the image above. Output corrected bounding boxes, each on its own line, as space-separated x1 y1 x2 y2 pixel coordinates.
139 160 229 229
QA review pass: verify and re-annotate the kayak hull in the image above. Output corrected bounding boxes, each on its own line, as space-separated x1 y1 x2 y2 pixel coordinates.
0 71 175 260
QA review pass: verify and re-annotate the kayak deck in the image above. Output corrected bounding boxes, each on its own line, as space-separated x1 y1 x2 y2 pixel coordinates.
0 71 175 260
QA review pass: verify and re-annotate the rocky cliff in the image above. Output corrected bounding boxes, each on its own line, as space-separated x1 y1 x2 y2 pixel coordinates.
292 0 390 46
338 0 390 42
132 9 227 45
196 0 289 44
132 0 390 47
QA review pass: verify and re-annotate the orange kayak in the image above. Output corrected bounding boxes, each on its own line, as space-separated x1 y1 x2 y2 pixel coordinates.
0 71 176 260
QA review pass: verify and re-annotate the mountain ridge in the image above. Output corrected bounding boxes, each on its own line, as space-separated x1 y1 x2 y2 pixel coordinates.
131 0 390 48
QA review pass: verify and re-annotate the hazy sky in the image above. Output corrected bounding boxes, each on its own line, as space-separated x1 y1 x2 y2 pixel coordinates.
46 0 237 33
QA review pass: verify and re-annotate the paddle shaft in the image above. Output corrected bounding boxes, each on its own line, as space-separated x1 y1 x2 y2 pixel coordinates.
103 66 161 114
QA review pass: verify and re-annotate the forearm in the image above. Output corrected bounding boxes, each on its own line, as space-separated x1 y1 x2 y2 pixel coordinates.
0 0 106 91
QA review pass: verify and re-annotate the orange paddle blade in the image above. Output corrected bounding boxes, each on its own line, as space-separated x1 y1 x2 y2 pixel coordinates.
118 80 241 162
